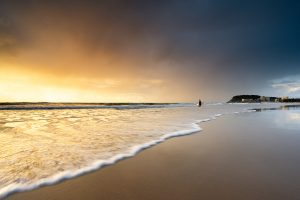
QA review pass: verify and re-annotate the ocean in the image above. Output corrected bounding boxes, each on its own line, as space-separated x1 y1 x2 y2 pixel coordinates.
0 102 292 198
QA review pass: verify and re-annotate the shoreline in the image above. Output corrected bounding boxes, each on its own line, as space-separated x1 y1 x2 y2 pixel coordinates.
1 112 223 199
6 108 300 200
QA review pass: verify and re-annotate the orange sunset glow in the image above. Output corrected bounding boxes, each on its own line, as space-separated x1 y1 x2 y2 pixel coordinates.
0 1 235 103
1 1 299 103
0 65 173 102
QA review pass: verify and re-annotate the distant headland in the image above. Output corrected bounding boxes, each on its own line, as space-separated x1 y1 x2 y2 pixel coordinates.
227 95 300 103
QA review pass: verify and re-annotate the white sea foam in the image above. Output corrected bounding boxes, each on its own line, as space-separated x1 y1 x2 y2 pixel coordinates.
0 118 204 199
214 114 223 117
0 102 286 199
206 102 224 106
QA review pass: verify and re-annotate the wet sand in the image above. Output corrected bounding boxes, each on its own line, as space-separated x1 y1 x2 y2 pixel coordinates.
7 110 300 200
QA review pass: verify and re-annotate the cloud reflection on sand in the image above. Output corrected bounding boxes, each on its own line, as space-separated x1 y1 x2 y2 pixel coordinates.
274 110 300 131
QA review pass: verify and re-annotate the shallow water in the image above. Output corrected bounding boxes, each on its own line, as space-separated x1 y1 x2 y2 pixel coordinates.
254 105 300 131
0 103 296 198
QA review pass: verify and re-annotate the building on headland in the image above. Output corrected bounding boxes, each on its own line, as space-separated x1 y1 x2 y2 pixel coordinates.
281 96 289 101
260 96 270 102
241 98 260 103
275 98 280 102
259 96 281 102
257 96 289 103
228 95 300 103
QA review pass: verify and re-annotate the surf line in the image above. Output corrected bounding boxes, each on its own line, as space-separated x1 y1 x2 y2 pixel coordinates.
0 109 257 200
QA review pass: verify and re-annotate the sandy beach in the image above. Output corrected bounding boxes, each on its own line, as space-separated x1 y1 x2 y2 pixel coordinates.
6 109 300 200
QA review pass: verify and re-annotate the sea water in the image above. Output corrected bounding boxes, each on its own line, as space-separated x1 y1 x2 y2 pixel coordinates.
0 102 287 198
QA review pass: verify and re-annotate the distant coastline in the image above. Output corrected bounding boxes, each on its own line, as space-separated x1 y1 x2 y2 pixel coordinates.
228 95 300 103
0 102 176 106
0 102 182 110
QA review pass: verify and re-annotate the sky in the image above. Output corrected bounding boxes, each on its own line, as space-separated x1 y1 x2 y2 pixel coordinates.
0 0 300 102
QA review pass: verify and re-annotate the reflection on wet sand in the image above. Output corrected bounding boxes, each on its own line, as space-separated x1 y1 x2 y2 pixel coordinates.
252 104 300 131
253 104 300 112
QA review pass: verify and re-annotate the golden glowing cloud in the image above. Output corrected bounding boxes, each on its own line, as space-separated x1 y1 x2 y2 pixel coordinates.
0 63 175 102
0 2 207 103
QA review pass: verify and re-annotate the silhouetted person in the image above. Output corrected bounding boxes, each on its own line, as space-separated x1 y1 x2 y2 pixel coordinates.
198 99 202 107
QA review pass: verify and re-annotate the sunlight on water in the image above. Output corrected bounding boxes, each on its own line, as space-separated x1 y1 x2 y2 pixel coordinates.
0 103 294 197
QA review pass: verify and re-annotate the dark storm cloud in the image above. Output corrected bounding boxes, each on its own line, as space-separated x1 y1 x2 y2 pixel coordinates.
1 0 299 64
150 0 300 71
0 12 19 56
1 0 300 100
